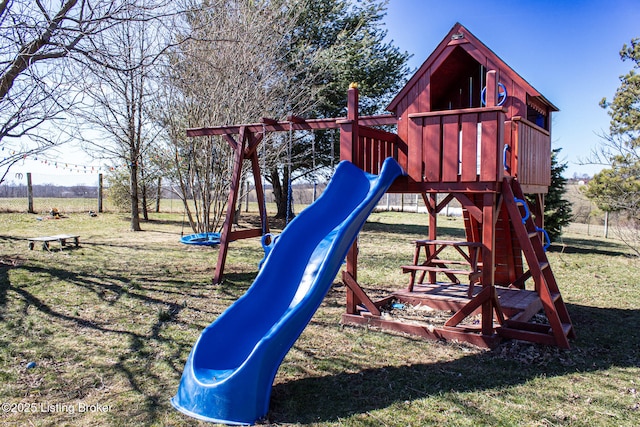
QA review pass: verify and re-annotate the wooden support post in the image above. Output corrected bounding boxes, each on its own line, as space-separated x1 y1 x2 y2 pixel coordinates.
340 84 359 163
481 192 496 336
342 84 362 313
213 127 268 284
27 172 34 213
428 193 438 284
214 128 248 285
98 174 104 213
485 70 498 107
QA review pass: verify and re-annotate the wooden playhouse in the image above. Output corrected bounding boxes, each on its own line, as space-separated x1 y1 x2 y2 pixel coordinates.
339 23 574 348
187 23 574 348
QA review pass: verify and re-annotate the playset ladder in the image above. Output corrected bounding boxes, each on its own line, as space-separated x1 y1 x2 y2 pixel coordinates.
499 178 575 348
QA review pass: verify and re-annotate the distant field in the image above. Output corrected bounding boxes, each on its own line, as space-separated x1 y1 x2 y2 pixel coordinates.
0 197 209 215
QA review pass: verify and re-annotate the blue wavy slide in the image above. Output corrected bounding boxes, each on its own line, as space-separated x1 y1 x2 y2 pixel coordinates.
171 158 404 425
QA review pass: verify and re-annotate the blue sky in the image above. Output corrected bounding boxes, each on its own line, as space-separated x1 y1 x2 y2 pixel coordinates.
383 0 640 178
8 0 640 186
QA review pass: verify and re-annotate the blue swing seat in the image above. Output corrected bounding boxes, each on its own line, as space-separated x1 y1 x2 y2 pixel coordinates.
180 232 221 246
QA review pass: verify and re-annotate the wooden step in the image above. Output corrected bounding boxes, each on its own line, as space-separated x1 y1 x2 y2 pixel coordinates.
401 265 474 275
418 259 474 266
498 319 573 347
497 326 557 346
561 322 574 337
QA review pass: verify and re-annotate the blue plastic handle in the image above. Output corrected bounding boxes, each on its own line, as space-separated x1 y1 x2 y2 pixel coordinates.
503 144 510 172
261 233 275 250
481 82 507 106
514 197 530 223
536 226 551 251
259 233 279 269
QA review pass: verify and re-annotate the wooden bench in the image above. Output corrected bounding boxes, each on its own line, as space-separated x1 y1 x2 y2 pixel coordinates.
401 239 482 297
28 234 80 251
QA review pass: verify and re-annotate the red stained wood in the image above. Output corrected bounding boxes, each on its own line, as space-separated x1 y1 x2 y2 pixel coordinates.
485 70 497 107
339 122 353 163
509 117 551 187
343 271 381 316
481 192 497 336
423 116 441 182
187 114 397 137
213 129 247 284
460 113 479 181
479 111 499 182
408 117 423 180
441 115 459 182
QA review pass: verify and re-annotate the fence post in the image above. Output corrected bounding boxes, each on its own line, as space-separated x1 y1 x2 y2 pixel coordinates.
27 173 34 213
98 174 104 213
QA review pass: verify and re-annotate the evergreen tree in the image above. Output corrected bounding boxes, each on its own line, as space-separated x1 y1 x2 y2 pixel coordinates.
544 148 572 242
268 0 411 218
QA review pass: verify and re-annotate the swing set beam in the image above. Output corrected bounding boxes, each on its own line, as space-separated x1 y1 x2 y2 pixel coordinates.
186 114 397 137
203 113 396 284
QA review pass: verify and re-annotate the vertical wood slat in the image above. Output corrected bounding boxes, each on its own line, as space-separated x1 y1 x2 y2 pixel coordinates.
408 116 423 181
396 97 409 171
460 113 479 182
363 136 371 173
510 118 551 187
357 125 399 174
480 111 498 182
372 138 380 174
442 115 459 182
496 111 504 182
424 116 441 182
413 109 508 184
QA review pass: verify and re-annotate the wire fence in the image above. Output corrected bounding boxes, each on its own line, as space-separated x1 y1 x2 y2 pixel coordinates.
0 174 632 245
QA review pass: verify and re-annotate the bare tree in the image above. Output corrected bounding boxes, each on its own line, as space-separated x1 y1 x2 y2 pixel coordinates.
0 0 147 184
73 1 178 231
156 0 324 233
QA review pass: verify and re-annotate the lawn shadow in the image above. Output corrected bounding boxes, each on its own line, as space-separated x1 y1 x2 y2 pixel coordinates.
1 259 225 424
0 234 27 315
549 236 633 257
0 261 10 316
270 302 640 424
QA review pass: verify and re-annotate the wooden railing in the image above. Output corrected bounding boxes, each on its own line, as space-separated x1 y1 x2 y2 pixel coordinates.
356 126 399 175
341 103 550 192
407 107 506 184
506 117 551 190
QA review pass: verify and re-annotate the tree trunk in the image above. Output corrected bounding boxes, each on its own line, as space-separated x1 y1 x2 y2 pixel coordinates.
140 161 149 221
155 177 161 213
271 167 294 220
130 162 142 231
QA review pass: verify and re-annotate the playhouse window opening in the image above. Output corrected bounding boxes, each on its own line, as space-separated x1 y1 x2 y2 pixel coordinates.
526 95 550 131
431 47 484 111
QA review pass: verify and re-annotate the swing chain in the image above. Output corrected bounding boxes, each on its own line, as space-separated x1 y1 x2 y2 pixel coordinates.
261 123 268 236
286 121 293 225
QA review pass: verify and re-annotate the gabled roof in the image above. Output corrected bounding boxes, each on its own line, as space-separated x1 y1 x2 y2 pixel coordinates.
387 22 558 112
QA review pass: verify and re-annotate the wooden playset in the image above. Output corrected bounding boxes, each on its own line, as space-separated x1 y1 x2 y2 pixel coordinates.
186 23 574 349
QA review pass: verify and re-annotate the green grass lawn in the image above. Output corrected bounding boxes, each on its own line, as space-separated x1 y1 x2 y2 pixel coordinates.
0 209 638 426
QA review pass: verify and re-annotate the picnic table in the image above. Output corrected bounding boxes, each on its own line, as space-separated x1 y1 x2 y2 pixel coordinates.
27 234 80 251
